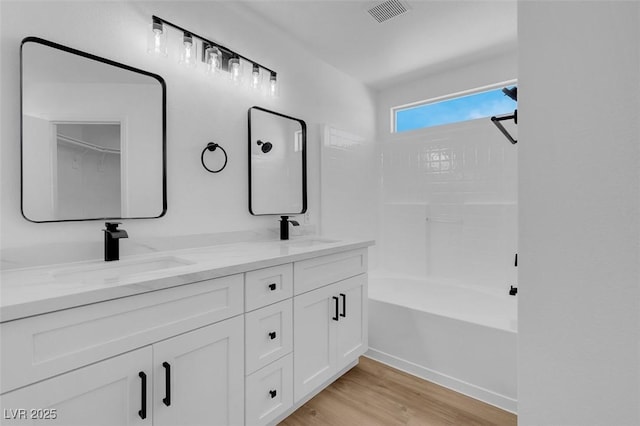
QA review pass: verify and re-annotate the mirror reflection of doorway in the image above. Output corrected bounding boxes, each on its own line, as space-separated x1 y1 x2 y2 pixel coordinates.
53 122 122 219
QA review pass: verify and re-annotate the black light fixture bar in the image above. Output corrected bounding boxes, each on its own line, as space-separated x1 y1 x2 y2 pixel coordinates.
152 15 276 76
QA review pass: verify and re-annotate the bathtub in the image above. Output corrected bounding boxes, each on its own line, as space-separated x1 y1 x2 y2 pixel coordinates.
366 273 518 413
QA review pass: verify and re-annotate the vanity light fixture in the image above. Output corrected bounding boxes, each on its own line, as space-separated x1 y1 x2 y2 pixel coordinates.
251 64 261 90
204 44 221 74
179 31 197 68
147 15 278 97
228 56 241 84
147 17 167 57
269 72 278 97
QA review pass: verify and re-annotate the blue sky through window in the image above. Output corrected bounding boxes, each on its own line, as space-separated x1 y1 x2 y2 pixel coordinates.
395 87 517 132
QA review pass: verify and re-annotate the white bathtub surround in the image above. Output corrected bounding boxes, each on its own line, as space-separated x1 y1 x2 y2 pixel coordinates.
1 238 373 426
379 119 518 292
367 274 517 413
365 54 519 414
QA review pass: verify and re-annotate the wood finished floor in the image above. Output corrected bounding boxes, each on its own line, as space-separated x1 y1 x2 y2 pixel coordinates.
279 357 516 426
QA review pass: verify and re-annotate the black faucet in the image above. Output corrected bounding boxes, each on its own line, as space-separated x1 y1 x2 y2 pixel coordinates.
103 222 128 261
280 216 299 240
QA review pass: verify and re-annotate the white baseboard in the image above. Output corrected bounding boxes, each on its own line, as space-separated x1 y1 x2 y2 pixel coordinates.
365 348 517 414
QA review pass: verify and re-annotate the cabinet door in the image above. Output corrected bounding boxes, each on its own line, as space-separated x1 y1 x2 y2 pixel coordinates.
336 274 368 370
0 347 151 426
293 283 338 402
152 316 244 426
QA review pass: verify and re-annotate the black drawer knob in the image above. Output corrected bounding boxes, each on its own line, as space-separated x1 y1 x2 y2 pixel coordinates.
268 331 277 340
269 389 277 398
268 283 276 291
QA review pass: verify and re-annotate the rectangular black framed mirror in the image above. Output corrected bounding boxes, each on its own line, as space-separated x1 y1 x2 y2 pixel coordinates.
21 37 167 223
248 106 307 216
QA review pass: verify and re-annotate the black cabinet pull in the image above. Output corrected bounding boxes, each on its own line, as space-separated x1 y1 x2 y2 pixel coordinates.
268 283 276 291
269 389 277 398
332 296 339 321
138 371 147 419
340 293 346 318
162 362 171 407
268 331 277 340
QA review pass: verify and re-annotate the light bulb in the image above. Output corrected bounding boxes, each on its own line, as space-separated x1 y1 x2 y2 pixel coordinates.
205 45 221 74
154 32 162 52
269 72 278 97
251 64 261 90
179 32 197 68
229 57 241 84
147 19 167 57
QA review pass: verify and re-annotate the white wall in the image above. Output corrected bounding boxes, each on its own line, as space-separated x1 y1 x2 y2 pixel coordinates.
518 2 640 425
320 126 379 266
0 1 375 265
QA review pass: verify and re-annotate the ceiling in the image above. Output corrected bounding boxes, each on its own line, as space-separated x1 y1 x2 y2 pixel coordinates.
241 0 517 90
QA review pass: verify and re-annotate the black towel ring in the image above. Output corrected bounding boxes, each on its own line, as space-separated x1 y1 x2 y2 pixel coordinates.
201 142 228 173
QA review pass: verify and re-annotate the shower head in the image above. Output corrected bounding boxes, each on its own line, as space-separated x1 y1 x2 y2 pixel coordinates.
257 139 273 153
502 86 517 101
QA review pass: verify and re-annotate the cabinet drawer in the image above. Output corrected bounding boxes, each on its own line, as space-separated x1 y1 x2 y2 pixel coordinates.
294 249 367 295
0 274 243 394
245 353 293 426
245 263 293 311
245 299 293 375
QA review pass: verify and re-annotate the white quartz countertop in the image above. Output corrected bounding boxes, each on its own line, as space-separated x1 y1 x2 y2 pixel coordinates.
0 237 374 323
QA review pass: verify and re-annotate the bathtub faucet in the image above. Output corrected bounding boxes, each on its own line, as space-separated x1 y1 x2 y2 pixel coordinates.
509 253 518 295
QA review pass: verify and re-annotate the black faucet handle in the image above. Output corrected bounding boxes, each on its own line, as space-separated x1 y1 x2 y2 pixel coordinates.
280 216 299 226
104 222 123 231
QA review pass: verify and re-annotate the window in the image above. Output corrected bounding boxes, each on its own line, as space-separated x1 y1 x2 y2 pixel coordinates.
393 85 517 133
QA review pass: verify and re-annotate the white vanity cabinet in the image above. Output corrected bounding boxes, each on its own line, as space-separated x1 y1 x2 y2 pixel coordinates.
292 249 368 403
293 274 367 402
0 274 245 426
244 264 295 426
0 243 371 426
243 248 368 425
152 316 244 426
0 346 152 426
0 313 244 426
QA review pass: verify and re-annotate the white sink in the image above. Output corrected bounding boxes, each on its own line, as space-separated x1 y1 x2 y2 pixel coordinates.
52 256 194 284
283 238 339 248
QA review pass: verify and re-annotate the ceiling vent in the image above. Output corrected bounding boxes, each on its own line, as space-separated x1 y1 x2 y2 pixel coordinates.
367 0 410 23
